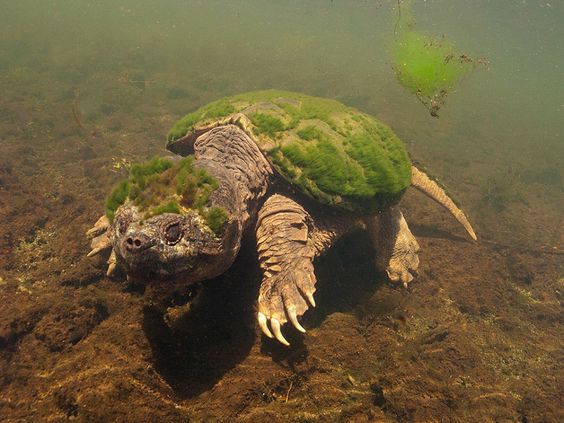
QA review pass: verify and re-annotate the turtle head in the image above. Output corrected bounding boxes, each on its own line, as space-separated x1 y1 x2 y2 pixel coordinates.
104 156 235 282
110 202 235 281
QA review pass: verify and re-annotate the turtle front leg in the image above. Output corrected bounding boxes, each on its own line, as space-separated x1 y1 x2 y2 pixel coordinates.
255 194 358 345
255 195 317 346
86 215 117 276
365 207 420 287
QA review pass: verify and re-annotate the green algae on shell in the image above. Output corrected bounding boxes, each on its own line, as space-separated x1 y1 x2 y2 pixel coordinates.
105 156 227 235
167 90 412 213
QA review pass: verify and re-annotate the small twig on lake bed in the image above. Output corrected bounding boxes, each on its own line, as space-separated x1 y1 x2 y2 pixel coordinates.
285 380 294 403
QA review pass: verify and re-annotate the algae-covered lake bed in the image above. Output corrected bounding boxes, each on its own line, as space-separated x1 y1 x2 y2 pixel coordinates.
0 1 562 421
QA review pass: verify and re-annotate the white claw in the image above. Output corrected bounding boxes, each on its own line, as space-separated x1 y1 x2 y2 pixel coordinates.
86 215 110 238
287 307 306 333
401 271 413 288
87 247 102 257
270 318 290 346
306 292 316 308
106 250 117 276
257 312 273 338
106 263 116 277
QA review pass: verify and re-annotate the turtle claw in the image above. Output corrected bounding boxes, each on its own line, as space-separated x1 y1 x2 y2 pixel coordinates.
86 215 110 238
87 247 103 257
305 291 316 308
369 208 420 289
258 312 274 338
256 303 308 346
106 250 117 276
88 231 112 257
385 244 419 288
270 318 290 346
87 216 113 261
257 269 314 346
287 306 306 333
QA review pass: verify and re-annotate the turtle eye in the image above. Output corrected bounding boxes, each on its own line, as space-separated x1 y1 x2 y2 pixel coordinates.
164 223 182 245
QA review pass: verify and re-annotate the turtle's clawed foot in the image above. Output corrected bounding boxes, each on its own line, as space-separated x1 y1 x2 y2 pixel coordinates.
86 215 113 257
368 208 421 289
386 252 419 288
257 261 316 346
86 215 110 238
384 220 420 288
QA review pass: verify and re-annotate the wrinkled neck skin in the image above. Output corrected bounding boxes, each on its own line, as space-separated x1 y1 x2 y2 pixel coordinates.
192 124 273 272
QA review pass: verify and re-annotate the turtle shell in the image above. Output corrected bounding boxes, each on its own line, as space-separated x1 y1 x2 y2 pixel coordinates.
167 90 412 213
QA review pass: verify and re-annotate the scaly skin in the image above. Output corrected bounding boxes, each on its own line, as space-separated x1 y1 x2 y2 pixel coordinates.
364 207 421 286
87 124 476 345
255 194 361 345
87 125 272 282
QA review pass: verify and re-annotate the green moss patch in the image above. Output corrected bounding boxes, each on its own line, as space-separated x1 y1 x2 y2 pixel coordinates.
105 157 227 235
166 99 236 142
166 90 345 144
248 113 285 138
275 120 409 212
296 125 323 141
203 207 229 234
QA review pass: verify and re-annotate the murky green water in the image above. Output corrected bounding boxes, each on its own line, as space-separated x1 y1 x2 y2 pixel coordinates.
0 1 562 421
2 1 561 246
2 1 562 133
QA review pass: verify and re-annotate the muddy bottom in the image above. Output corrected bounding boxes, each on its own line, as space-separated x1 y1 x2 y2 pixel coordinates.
0 71 562 423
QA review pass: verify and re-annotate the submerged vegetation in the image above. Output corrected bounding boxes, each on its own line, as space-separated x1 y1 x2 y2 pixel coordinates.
166 100 236 142
392 0 487 117
479 166 527 212
248 112 285 138
105 157 227 235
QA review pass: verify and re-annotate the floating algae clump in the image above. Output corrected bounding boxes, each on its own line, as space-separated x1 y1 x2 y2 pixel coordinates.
392 1 486 117
106 156 227 235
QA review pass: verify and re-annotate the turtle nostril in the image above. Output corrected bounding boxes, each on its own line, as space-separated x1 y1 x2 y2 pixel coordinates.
124 236 148 252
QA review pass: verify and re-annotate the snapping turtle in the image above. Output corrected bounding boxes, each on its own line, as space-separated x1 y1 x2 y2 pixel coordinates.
87 90 476 345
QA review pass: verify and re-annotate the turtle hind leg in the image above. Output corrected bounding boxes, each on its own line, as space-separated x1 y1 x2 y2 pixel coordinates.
365 207 420 287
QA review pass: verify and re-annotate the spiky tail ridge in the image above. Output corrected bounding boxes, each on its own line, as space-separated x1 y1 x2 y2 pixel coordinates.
411 166 477 241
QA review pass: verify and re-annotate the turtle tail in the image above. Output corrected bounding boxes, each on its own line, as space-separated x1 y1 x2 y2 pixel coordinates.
411 166 477 241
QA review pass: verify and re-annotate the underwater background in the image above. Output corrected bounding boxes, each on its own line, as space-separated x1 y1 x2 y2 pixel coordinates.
0 0 562 421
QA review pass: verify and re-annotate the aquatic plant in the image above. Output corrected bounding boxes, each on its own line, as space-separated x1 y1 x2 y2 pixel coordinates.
167 100 236 142
479 167 526 212
392 0 486 117
106 157 227 234
296 125 323 141
248 112 285 138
